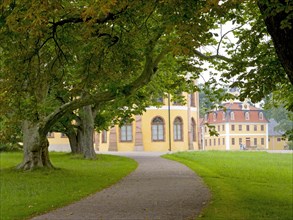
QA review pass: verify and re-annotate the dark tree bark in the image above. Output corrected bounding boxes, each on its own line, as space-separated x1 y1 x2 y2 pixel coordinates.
258 1 293 85
78 105 96 159
17 121 54 170
66 128 82 154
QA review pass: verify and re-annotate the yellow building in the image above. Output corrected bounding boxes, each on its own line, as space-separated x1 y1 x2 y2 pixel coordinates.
201 100 269 150
95 92 200 152
48 92 200 152
268 119 289 150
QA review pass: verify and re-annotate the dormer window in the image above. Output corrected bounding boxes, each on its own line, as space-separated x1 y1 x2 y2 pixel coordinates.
259 112 264 120
230 112 235 120
245 112 249 120
223 112 226 120
213 112 217 121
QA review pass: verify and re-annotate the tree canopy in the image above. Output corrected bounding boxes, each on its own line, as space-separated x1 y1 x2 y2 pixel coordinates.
0 0 292 169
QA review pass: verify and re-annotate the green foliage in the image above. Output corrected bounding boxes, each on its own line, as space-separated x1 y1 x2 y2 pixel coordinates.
164 151 293 220
264 94 293 142
0 152 137 220
194 1 292 112
0 0 222 144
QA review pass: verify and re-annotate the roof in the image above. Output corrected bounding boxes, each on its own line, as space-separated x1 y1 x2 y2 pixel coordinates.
205 101 268 124
268 119 285 136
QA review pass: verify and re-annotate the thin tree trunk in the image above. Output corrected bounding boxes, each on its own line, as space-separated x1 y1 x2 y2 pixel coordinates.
17 121 54 170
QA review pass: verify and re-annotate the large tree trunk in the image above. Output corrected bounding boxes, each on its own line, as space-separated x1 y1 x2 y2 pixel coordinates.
17 121 54 170
78 106 96 159
258 1 293 85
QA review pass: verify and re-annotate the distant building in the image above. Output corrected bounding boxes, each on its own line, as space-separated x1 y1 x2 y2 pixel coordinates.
268 119 289 150
201 100 269 150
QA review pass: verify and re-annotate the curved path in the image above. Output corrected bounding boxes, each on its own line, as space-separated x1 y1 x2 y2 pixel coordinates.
32 152 210 220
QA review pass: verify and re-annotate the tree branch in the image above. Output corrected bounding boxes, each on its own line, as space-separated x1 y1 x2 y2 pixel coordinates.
193 49 233 63
51 5 128 29
42 26 166 134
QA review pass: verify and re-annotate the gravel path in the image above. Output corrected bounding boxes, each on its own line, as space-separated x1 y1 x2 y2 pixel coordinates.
31 152 210 220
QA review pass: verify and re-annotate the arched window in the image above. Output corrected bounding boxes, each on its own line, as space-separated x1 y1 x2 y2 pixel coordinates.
245 112 250 120
152 117 164 141
259 112 264 120
223 112 226 120
174 117 183 141
230 112 235 120
120 123 132 142
191 118 196 142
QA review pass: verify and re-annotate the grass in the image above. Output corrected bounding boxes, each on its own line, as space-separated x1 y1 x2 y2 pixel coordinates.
0 152 137 220
163 151 293 220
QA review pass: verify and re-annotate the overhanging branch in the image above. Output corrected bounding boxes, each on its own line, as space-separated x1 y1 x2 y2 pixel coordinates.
193 49 233 63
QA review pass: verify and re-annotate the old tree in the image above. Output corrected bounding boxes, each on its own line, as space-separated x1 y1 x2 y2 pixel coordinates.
0 0 222 170
0 0 292 170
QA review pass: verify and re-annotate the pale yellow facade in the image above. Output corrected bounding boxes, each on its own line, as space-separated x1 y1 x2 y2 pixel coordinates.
201 101 269 151
48 132 71 151
48 92 200 152
96 92 200 152
268 136 289 150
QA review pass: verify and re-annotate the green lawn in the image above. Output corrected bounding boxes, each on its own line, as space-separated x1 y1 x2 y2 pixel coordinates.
0 152 137 220
163 151 293 220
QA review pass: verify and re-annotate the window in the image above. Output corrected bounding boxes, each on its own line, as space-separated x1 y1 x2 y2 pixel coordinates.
254 138 257 145
213 112 217 121
218 138 220 145
239 138 242 144
230 112 235 120
190 93 195 107
47 132 54 138
101 130 107 143
152 117 164 141
174 117 183 141
261 125 264 131
214 139 216 145
245 112 250 120
277 138 281 142
120 123 132 142
205 139 207 146
223 138 225 145
239 125 242 131
223 112 226 120
259 112 264 120
209 139 212 146
232 138 235 145
204 126 207 133
61 133 67 138
222 125 225 131
261 138 264 145
155 96 164 104
231 125 235 131
254 125 257 131
246 125 250 131
218 125 220 132
191 118 196 142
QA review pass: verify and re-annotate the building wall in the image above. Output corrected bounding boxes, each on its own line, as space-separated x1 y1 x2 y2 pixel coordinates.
201 101 269 151
95 92 200 152
48 132 71 152
268 136 288 150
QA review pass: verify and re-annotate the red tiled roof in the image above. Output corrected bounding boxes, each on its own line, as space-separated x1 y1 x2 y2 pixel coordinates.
205 102 268 124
